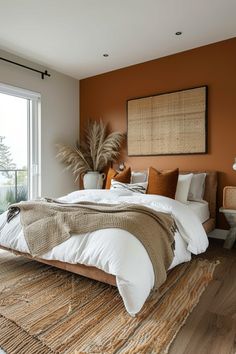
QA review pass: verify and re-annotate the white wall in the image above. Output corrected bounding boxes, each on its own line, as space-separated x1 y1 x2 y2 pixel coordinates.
0 49 79 197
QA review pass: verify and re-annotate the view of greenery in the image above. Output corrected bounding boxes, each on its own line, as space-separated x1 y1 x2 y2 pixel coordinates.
0 136 16 170
0 136 27 214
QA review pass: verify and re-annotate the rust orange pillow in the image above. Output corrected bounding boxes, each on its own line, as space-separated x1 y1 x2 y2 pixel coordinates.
105 167 131 189
147 167 179 198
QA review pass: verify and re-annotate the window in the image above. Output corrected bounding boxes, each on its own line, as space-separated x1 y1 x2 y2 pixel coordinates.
0 83 41 212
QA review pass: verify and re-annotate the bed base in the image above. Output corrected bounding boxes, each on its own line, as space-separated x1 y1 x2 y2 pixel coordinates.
0 215 212 288
0 245 117 286
0 171 217 287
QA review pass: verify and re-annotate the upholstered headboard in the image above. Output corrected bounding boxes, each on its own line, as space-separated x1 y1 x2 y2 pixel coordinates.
181 171 218 220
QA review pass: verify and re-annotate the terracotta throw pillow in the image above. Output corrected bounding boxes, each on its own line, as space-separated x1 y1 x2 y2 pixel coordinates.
147 167 179 198
105 167 131 189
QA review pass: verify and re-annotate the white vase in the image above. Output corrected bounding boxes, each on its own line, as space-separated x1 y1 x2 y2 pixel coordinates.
83 171 106 189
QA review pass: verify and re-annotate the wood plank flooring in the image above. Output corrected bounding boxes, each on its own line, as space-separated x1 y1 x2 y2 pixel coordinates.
169 239 236 354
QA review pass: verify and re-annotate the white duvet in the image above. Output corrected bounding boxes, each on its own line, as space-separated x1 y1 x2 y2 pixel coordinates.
0 190 208 316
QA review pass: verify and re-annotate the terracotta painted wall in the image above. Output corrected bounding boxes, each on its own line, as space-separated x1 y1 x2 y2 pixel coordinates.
80 38 236 229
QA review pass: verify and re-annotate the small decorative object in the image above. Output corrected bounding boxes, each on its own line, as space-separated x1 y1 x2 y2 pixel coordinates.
57 120 125 189
118 161 126 172
232 158 236 170
83 171 106 189
127 86 207 156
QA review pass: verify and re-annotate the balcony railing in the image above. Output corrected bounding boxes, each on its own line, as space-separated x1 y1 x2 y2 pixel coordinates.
0 169 28 213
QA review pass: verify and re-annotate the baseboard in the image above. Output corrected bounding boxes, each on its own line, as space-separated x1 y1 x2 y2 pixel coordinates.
208 228 228 240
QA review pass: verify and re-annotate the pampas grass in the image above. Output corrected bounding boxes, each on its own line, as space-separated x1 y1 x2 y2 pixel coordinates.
57 120 125 181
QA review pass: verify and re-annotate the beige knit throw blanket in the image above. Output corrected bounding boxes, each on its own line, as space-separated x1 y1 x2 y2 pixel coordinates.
7 200 177 289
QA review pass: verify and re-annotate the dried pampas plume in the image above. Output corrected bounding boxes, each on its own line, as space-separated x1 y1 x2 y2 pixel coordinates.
57 120 125 181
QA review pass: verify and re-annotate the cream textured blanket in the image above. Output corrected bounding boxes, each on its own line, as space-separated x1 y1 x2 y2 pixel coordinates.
7 200 176 289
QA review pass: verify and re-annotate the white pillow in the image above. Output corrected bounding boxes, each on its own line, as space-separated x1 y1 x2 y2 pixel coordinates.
131 171 147 183
175 174 193 204
188 173 206 201
110 180 148 194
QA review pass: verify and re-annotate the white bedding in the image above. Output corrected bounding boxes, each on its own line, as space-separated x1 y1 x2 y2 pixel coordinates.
188 200 210 223
0 189 209 316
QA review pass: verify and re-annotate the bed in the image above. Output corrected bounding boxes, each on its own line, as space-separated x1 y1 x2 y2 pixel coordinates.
181 170 217 233
0 170 217 315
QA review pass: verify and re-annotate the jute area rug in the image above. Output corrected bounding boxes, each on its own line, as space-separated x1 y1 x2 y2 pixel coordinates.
0 251 218 354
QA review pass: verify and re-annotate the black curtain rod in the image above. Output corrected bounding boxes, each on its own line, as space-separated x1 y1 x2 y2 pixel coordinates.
0 56 51 79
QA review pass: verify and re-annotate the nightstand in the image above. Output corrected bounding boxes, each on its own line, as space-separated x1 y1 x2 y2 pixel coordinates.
220 186 236 249
219 208 236 249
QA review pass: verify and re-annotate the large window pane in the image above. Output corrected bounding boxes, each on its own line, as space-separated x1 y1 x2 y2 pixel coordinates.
0 92 28 212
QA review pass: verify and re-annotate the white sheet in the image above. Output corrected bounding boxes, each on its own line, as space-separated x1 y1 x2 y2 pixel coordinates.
0 190 208 316
188 200 210 223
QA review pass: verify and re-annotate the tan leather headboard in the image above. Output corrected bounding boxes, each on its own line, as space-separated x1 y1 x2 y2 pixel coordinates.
180 171 218 219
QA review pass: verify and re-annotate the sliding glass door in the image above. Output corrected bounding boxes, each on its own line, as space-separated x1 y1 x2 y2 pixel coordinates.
0 83 41 213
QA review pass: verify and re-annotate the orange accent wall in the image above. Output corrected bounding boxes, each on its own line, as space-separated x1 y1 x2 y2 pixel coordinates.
80 38 236 229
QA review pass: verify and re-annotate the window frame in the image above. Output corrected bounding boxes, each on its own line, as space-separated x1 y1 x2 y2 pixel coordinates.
0 82 41 200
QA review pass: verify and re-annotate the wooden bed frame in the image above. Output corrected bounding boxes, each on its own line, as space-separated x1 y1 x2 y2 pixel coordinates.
0 170 217 287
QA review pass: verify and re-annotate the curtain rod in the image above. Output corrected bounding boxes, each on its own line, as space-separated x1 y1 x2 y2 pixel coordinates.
0 56 51 80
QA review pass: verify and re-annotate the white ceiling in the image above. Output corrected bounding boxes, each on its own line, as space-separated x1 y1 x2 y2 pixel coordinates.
0 0 235 79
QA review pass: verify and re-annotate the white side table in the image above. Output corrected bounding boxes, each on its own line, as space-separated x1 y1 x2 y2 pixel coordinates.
219 207 236 249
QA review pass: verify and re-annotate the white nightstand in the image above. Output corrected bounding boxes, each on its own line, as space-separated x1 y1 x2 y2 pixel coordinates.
219 207 236 249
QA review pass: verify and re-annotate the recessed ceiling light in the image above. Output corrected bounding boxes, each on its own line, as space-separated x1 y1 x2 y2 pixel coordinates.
175 31 182 36
103 53 109 57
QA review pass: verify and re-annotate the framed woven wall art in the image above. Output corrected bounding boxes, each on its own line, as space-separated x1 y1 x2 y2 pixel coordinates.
127 86 207 156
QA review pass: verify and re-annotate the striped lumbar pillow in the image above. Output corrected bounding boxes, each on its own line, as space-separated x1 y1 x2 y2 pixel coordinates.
110 180 148 194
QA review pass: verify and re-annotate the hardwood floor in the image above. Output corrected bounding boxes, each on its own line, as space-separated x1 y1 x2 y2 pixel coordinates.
169 239 236 354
